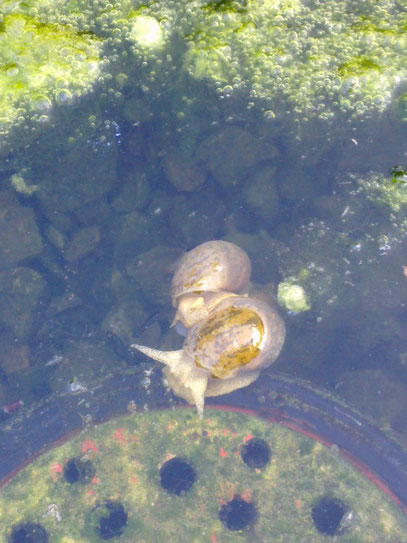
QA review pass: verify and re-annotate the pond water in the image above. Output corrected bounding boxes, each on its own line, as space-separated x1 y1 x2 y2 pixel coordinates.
1 0 407 540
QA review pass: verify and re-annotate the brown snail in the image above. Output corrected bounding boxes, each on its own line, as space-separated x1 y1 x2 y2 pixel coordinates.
171 240 251 329
132 240 286 417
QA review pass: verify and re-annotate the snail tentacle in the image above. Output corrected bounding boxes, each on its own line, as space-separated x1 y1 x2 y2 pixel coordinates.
131 344 184 366
132 342 209 416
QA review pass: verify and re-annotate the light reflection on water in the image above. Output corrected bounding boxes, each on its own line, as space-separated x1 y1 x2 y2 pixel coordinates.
0 24 407 449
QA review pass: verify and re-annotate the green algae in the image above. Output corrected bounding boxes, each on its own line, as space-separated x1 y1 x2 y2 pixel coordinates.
358 172 407 212
0 9 104 142
3 0 407 151
1 407 406 542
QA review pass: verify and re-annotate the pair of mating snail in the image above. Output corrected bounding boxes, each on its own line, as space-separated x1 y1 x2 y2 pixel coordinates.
132 240 286 416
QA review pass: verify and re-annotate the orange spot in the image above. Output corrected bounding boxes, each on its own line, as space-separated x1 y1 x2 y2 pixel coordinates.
210 533 217 543
219 447 228 458
166 420 176 431
205 418 211 425
232 431 237 437
131 477 138 484
223 429 229 436
296 499 301 510
81 439 98 453
113 428 127 445
91 476 100 484
87 490 95 495
243 434 253 442
240 490 253 502
403 266 407 278
50 464 63 482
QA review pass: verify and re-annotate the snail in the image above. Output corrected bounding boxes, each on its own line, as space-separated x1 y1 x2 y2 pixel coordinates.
131 240 286 417
171 240 251 329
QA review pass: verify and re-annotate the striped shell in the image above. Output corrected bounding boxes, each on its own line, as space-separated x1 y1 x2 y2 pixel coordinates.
171 240 251 307
183 295 285 378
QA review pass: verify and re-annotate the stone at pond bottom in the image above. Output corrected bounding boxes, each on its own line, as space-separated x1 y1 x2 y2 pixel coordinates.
0 267 46 339
0 191 43 266
241 165 280 224
196 126 277 188
64 225 101 262
169 193 226 246
0 337 30 374
126 246 184 306
164 152 206 192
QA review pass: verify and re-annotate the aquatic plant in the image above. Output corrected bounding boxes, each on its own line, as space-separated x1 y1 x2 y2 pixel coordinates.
277 280 311 313
0 5 104 150
0 0 172 151
186 0 407 122
2 0 407 151
358 170 407 213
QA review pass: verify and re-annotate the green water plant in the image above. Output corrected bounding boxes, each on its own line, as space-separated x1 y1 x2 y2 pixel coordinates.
182 0 407 127
0 7 105 148
2 0 407 151
277 280 311 313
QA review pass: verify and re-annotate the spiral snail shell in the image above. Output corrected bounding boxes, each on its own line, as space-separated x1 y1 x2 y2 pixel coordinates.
132 240 285 417
171 240 251 329
172 240 251 302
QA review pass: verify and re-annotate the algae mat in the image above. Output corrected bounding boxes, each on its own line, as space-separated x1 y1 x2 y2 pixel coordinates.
0 407 406 542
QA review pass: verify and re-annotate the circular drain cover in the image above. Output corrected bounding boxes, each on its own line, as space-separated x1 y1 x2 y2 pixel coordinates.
0 368 407 542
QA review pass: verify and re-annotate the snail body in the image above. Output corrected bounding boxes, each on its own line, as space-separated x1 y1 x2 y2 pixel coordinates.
133 294 285 416
132 240 285 416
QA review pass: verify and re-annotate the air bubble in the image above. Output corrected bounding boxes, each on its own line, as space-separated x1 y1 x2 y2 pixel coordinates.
55 89 72 104
115 73 128 87
263 109 275 121
31 95 52 113
6 67 19 77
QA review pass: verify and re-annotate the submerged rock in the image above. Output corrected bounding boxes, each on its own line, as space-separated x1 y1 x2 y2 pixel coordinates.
0 267 46 339
126 246 184 306
196 127 277 188
64 225 101 263
0 191 42 266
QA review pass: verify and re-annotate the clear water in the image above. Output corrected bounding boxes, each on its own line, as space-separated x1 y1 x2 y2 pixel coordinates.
1 0 407 447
